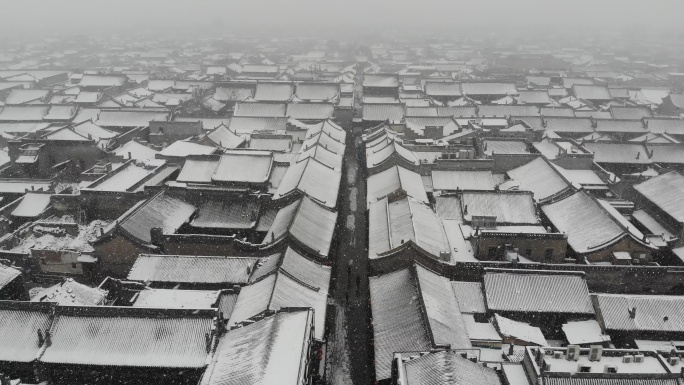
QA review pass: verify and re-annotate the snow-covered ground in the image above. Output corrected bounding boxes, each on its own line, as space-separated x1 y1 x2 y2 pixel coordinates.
327 301 352 385
10 218 110 253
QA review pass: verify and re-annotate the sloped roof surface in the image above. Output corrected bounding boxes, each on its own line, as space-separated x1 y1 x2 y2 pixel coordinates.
367 165 428 204
507 157 571 201
119 191 196 244
594 293 684 332
541 192 625 253
403 350 502 385
40 306 215 368
634 172 684 223
460 192 538 224
484 271 594 314
191 199 259 229
370 268 432 381
202 310 312 385
264 197 338 258
128 254 257 285
0 302 52 363
212 152 273 184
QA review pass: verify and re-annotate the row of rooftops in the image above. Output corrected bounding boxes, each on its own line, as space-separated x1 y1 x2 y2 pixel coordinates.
0 298 315 384
360 51 684 384
370 265 684 382
362 120 665 262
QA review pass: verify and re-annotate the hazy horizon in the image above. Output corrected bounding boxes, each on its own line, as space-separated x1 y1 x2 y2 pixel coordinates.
2 0 684 38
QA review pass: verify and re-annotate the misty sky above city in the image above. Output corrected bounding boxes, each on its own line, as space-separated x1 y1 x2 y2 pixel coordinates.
2 0 684 37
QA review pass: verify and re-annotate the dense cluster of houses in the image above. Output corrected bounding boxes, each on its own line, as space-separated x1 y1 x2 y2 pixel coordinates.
360 40 684 385
0 36 355 385
0 31 682 385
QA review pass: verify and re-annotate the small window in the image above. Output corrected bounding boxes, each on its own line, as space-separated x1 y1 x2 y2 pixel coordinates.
544 248 554 260
473 215 497 229
579 366 591 373
71 262 77 269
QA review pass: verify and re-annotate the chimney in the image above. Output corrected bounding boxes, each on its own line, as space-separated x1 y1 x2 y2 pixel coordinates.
205 332 212 353
150 227 164 247
44 331 52 347
128 151 132 160
37 329 44 346
628 307 637 319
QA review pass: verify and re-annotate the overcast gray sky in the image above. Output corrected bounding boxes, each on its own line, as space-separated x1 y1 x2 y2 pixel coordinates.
1 0 683 36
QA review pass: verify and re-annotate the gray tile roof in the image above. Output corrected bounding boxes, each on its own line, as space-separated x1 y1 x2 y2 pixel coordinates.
507 157 571 202
119 191 196 244
424 82 462 97
233 102 286 117
634 172 684 223
541 191 626 253
370 268 432 381
286 102 334 120
415 264 471 350
274 157 341 209
545 377 681 385
583 142 652 164
484 271 594 314
595 119 647 134
544 117 594 134
363 74 399 88
127 254 259 285
363 103 406 122
645 118 684 136
0 263 21 289
573 84 612 100
203 310 312 385
478 105 540 117
190 199 259 229
610 106 652 120
253 82 293 101
541 107 575 117
461 82 518 96
295 83 339 101
451 281 487 314
594 293 684 333
264 197 338 258
518 90 551 105
39 306 216 368
460 191 539 225
229 267 328 340
368 197 449 259
0 301 52 363
403 350 501 385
